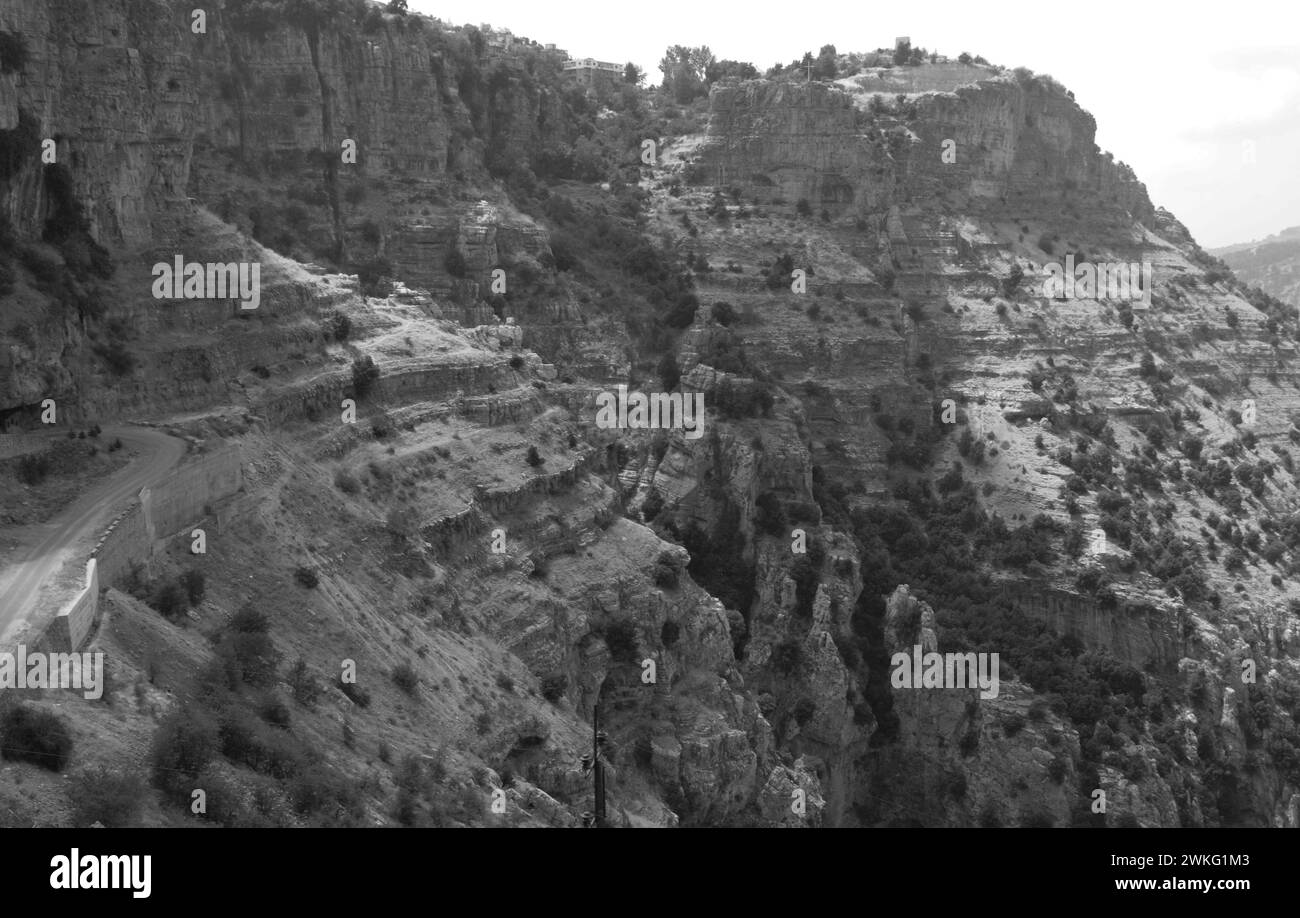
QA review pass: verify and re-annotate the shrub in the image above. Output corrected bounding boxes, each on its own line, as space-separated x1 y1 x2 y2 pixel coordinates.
323 311 351 341
219 707 303 778
0 32 29 74
68 767 147 827
0 704 74 771
656 353 681 391
652 556 678 589
151 579 188 620
755 491 787 536
1003 713 1026 737
525 445 544 467
294 566 320 588
334 468 361 493
710 301 737 326
16 452 50 485
230 605 271 634
796 198 813 217
150 707 219 793
179 569 206 607
95 340 136 376
603 618 640 664
793 697 817 726
290 764 364 822
351 355 380 399
770 637 806 677
661 619 681 646
444 247 468 278
354 256 393 297
258 694 293 729
340 678 371 708
392 662 420 696
540 672 568 703
217 630 281 688
508 354 525 371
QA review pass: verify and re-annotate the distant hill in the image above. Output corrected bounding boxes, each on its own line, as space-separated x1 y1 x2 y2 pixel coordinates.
1211 226 1300 307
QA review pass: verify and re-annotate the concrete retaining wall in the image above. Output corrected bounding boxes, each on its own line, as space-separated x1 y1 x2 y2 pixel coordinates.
92 501 153 588
36 443 244 651
148 446 244 539
40 559 99 653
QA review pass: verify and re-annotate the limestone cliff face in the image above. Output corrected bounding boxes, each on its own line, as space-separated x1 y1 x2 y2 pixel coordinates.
701 81 895 212
1 0 191 244
693 72 1152 223
0 0 561 419
637 63 1300 826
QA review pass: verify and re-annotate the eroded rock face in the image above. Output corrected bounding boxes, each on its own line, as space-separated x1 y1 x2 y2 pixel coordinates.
9 2 1300 827
693 72 1153 223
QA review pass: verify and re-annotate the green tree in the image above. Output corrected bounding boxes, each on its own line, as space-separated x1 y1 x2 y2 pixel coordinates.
657 353 681 390
706 59 758 84
813 44 838 80
659 45 714 103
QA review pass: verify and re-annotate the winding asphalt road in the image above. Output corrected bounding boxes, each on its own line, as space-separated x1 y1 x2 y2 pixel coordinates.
0 426 185 645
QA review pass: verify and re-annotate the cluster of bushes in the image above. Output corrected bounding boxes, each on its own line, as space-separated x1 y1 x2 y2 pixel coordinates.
350 355 380 399
789 538 826 618
713 379 774 419
652 553 679 588
764 253 796 290
16 451 51 485
540 672 568 703
391 662 420 696
957 428 985 465
991 514 1060 569
122 566 205 621
601 617 641 664
1 703 74 771
755 492 787 536
68 767 149 827
0 31 29 75
148 602 364 826
322 311 350 341
539 192 699 348
841 474 1152 780
667 502 754 638
698 335 750 375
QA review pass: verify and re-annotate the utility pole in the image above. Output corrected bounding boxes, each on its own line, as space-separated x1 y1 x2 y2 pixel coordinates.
593 704 607 827
581 702 609 827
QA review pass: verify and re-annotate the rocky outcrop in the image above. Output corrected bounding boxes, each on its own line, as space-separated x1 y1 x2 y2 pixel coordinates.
691 70 1153 224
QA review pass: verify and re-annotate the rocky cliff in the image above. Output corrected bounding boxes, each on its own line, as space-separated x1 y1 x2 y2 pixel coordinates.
3 5 1300 828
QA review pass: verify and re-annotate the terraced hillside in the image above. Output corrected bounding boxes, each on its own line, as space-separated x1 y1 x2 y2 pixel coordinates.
2 1 1299 828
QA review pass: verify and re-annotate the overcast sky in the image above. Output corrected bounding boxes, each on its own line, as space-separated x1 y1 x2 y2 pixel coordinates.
409 0 1298 248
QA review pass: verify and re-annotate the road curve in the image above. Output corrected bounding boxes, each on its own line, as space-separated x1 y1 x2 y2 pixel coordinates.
0 426 186 645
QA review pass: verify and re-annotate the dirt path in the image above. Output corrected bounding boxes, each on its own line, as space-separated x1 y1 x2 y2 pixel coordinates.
0 426 186 645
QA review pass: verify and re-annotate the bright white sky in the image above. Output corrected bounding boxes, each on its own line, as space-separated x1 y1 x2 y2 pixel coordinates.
409 0 1298 248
